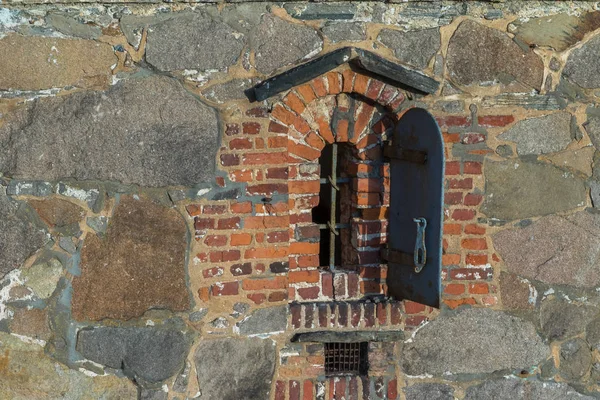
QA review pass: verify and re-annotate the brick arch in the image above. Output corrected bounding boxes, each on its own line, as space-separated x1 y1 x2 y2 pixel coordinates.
270 67 406 302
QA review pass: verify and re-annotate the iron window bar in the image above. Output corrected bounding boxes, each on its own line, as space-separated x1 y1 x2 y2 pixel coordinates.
324 342 368 376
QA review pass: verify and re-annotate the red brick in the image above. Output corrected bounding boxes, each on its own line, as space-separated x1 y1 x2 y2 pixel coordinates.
246 183 288 196
297 286 320 300
268 291 288 302
444 283 465 295
247 293 266 304
225 123 240 136
404 300 426 314
464 193 483 206
204 235 228 247
353 178 382 193
376 303 387 325
342 69 355 92
478 115 514 127
272 105 297 125
448 178 473 190
464 224 486 235
387 91 406 111
446 161 461 175
451 209 476 221
210 250 241 262
269 121 288 133
315 115 335 144
443 132 461 143
297 84 317 103
194 217 215 230
289 270 320 283
230 262 252 276
289 141 321 161
444 298 477 309
244 246 289 260
203 266 223 279
268 136 288 149
246 107 268 118
243 276 287 290
464 161 483 174
242 151 288 165
311 76 328 97
284 92 306 115
442 254 461 266
436 116 470 128
230 169 253 182
230 233 252 246
326 72 342 95
388 379 398 400
449 267 492 280
461 132 486 144
297 255 319 268
242 121 261 135
444 223 462 235
461 238 487 250
466 254 488 265
353 74 370 95
229 138 253 150
245 216 290 229
212 281 239 296
220 153 240 166
303 380 314 400
275 381 286 400
469 283 490 294
198 287 210 302
216 217 241 230
365 79 384 101
267 230 290 243
353 103 375 139
186 204 202 217
230 201 252 214
289 180 320 194
306 131 326 150
203 205 227 214
444 191 463 205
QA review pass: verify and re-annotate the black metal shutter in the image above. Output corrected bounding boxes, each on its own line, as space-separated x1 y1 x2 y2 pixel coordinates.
385 108 444 308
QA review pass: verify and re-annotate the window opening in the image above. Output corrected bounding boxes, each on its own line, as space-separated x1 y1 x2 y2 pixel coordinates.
324 342 368 376
312 143 350 270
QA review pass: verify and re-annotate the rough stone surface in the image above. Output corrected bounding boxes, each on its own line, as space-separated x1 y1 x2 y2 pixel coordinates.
560 338 593 381
28 198 85 230
544 146 595 177
46 12 102 39
447 20 544 90
401 308 549 376
0 190 48 278
464 379 595 400
146 12 245 71
493 212 600 288
563 34 600 89
404 384 454 400
0 75 219 187
377 28 440 69
321 22 366 43
481 159 586 220
251 14 322 75
200 78 255 104
498 112 572 155
0 34 115 90
586 318 600 349
77 326 191 384
540 299 599 341
9 308 52 342
499 272 536 310
71 195 190 321
0 332 136 399
237 305 287 336
20 258 62 299
584 116 600 150
512 12 600 52
194 337 276 400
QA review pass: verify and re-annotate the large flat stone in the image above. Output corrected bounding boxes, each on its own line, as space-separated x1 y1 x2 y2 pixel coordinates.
498 112 572 155
28 198 85 235
499 272 536 310
401 308 549 376
236 305 287 336
321 22 366 43
493 211 600 288
512 12 600 52
0 34 115 90
77 326 192 384
0 75 219 187
71 195 190 321
481 159 586 220
404 383 454 400
146 12 245 72
559 338 593 381
464 379 595 400
540 299 599 341
563 34 600 89
0 190 48 278
194 337 276 400
0 332 136 399
377 28 440 69
447 20 544 90
543 146 594 177
251 14 322 75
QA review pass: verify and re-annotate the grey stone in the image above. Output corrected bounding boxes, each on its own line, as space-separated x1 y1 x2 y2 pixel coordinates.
401 308 549 376
321 22 365 43
591 180 600 210
447 20 544 90
86 216 107 234
377 28 440 69
200 78 254 104
283 3 357 20
6 181 53 197
586 318 600 349
584 116 600 150
189 308 208 322
0 190 48 278
194 338 276 400
293 330 403 343
237 305 287 336
540 299 599 341
216 4 269 35
498 112 572 155
139 388 167 400
0 75 219 187
464 379 595 400
173 361 190 393
46 12 102 39
21 258 62 299
543 147 594 177
496 144 514 157
499 272 536 310
233 302 250 315
560 338 592 381
251 14 322 75
77 326 192 385
481 159 586 220
146 13 245 72
434 100 463 114
550 57 561 72
481 94 563 110
0 332 136 399
512 12 600 52
493 212 600 288
563 33 600 89
58 236 77 254
404 384 454 400
211 317 229 328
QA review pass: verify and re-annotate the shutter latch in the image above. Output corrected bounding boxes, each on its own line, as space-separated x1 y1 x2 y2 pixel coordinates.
413 217 427 273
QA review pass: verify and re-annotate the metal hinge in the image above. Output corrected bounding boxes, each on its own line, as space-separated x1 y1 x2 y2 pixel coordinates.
383 142 427 164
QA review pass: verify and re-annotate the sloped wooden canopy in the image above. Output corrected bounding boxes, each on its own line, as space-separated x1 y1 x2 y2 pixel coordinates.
252 47 440 101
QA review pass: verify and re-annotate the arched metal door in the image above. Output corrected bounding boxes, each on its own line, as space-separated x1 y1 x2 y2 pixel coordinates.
385 108 444 308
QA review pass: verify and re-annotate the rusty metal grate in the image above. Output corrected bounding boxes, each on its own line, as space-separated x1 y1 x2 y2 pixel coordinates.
324 342 368 376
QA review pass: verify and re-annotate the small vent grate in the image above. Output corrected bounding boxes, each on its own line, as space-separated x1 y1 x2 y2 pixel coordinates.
324 342 368 376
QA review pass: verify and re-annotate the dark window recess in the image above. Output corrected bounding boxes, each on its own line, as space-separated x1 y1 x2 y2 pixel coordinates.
324 342 368 376
312 143 350 269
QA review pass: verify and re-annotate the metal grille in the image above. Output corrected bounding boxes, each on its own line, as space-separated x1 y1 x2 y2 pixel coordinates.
324 342 368 376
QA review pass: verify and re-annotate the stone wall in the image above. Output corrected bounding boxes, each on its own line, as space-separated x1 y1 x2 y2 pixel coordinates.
1 1 600 399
